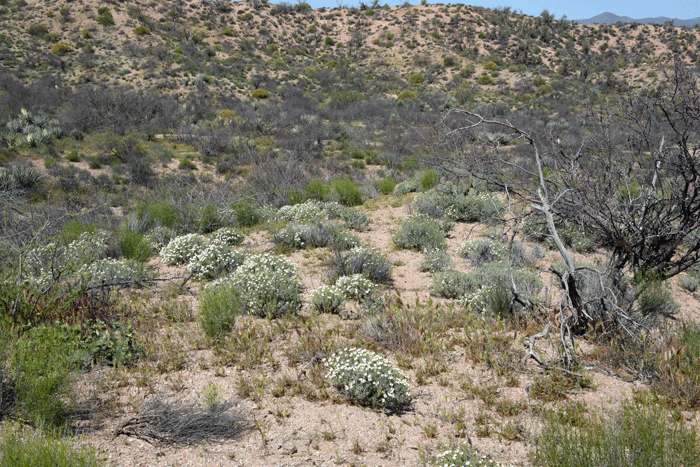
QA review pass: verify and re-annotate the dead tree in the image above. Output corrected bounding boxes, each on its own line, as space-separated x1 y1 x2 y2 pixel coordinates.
436 61 700 367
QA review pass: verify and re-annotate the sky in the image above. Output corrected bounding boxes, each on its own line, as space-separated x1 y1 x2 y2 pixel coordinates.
297 0 700 20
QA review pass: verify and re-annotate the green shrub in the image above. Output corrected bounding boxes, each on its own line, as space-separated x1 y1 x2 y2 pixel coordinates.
118 225 151 261
96 9 114 26
251 88 268 99
199 280 243 341
393 214 446 251
136 200 180 230
419 247 453 273
409 72 425 85
303 178 332 201
636 281 679 321
397 89 417 100
310 284 346 314
477 75 495 85
197 204 221 234
133 26 151 35
460 63 476 77
160 234 207 265
178 156 196 170
59 219 96 244
50 43 71 55
333 176 364 206
419 169 439 191
324 347 410 410
378 177 396 195
0 423 105 467
65 151 81 162
534 402 700 467
28 23 49 36
483 61 498 70
10 324 79 426
335 247 392 285
230 201 261 228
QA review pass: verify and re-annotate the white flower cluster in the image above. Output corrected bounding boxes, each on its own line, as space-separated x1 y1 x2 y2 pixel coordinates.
419 247 453 273
335 274 376 301
76 258 147 288
189 244 245 280
459 285 496 314
225 253 301 318
209 227 245 246
28 230 109 289
324 347 410 410
160 233 207 265
310 284 346 314
433 443 506 467
277 200 327 223
456 238 505 262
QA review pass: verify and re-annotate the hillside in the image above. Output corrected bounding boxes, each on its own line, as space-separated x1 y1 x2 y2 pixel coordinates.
1 0 699 99
2 2 700 467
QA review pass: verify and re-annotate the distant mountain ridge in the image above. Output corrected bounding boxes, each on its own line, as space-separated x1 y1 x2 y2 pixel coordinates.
576 11 700 26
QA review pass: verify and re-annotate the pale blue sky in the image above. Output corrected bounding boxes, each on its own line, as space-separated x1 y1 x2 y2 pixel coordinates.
298 0 700 20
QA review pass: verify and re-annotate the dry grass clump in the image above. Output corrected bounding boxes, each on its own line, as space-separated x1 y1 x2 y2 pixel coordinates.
116 397 249 445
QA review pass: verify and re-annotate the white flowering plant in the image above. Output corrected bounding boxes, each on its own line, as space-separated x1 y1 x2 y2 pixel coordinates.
160 233 207 265
310 284 346 314
229 253 302 318
432 443 505 467
429 269 471 299
456 238 505 267
324 347 410 410
76 258 150 288
272 222 359 252
209 227 245 246
419 247 453 273
27 230 109 289
277 200 327 223
189 244 246 280
335 274 376 301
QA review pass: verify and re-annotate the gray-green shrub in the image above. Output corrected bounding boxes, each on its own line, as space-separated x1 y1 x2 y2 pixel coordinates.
419 247 453 273
333 247 393 285
415 183 503 223
393 214 446 251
